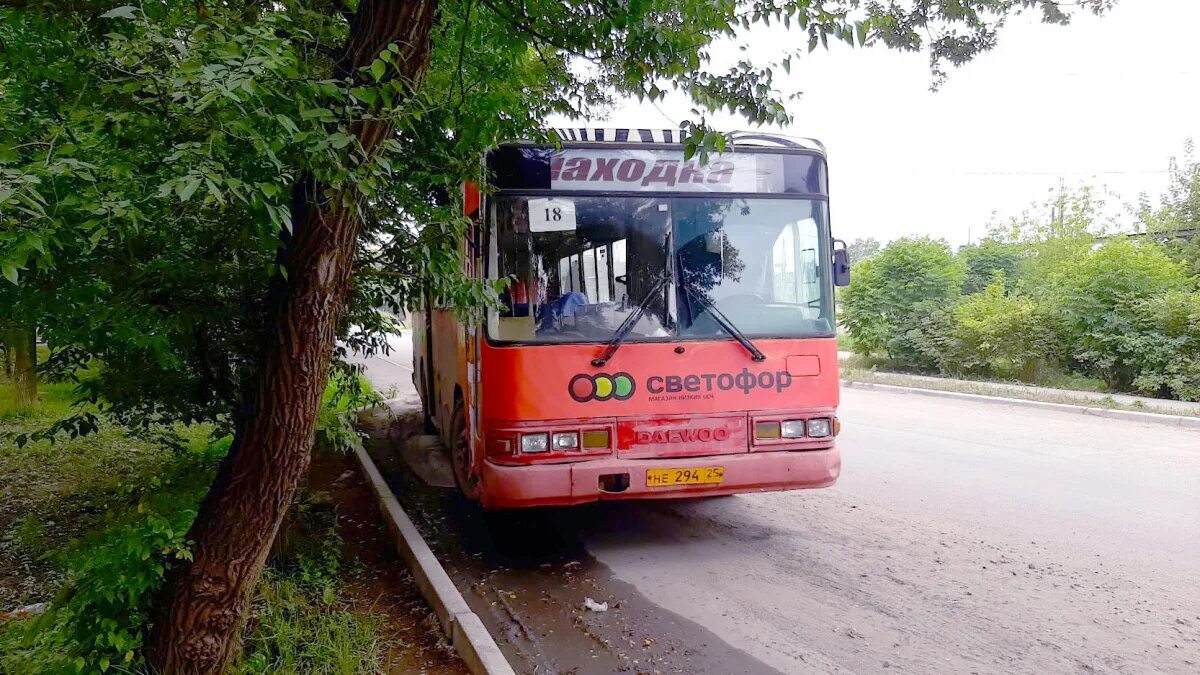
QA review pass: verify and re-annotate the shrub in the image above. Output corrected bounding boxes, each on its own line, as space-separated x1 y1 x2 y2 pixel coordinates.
949 283 1054 380
840 237 963 359
1129 291 1200 401
958 240 1024 294
1058 238 1191 389
886 299 960 373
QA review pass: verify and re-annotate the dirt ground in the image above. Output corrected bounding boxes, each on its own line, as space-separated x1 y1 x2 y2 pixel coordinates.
358 407 780 675
307 451 469 674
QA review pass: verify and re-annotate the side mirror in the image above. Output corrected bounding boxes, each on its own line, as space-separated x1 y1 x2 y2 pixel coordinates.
832 239 851 287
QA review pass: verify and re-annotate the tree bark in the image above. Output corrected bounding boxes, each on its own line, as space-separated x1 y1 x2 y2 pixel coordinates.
1 328 13 380
146 2 439 672
8 325 36 408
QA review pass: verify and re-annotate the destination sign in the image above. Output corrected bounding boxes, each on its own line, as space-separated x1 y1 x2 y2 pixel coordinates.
549 149 785 193
486 145 828 196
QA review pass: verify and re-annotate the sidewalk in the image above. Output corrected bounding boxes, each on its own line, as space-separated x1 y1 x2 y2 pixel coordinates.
838 354 1200 417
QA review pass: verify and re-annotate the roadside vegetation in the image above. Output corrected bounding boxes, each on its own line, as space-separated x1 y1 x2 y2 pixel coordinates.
0 371 393 673
841 150 1200 403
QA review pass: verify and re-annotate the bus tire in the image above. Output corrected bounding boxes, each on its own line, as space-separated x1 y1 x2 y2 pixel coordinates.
449 404 481 501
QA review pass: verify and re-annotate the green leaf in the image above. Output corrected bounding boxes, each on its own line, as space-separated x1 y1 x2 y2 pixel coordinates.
350 87 378 106
177 176 202 202
100 6 138 19
2 261 18 284
370 59 386 82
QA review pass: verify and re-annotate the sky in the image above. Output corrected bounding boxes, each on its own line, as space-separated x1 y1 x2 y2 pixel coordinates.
552 0 1200 247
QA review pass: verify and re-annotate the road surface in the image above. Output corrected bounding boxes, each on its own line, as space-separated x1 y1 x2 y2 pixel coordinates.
357 336 1200 674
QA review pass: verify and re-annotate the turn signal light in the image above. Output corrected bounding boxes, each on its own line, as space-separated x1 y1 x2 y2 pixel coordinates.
582 429 611 448
754 421 781 440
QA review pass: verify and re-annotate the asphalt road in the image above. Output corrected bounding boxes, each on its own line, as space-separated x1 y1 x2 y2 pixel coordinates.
574 388 1200 674
358 336 1200 674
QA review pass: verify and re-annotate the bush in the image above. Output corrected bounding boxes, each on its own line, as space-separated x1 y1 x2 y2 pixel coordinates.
1058 238 1191 389
840 237 964 359
1129 291 1200 400
958 240 1024 295
886 299 959 373
948 284 1054 380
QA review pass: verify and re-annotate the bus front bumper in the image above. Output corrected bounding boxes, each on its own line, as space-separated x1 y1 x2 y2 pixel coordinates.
479 447 840 509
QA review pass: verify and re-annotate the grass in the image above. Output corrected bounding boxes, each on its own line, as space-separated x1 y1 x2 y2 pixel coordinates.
1 371 393 673
234 575 386 675
233 496 387 675
0 378 213 609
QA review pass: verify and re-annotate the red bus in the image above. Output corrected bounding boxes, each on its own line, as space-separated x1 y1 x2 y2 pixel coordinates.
414 128 850 508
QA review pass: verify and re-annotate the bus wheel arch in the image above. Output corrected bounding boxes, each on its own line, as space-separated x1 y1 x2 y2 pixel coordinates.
449 395 481 501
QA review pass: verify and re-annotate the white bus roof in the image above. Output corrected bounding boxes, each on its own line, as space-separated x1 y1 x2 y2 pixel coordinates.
549 127 825 154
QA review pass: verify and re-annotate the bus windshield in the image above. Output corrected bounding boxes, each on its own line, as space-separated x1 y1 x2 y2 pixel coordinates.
487 195 833 343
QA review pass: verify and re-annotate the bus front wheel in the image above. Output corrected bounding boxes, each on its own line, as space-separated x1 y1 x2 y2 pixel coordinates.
450 404 481 501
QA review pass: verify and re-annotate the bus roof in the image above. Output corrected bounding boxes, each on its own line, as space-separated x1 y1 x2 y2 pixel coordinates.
547 128 826 154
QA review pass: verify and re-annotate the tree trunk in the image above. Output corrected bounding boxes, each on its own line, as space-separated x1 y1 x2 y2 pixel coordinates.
9 325 36 408
1 328 13 380
146 2 439 673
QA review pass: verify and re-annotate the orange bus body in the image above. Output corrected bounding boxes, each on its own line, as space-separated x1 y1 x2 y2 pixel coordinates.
414 130 841 509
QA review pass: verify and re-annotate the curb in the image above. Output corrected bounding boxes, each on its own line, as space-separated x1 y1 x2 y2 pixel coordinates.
351 443 516 675
842 379 1200 430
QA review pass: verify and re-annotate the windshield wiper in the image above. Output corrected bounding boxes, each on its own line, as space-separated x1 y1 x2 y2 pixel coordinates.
692 292 766 362
591 274 670 367
677 266 766 362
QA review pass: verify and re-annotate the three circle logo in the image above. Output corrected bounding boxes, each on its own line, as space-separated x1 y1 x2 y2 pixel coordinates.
569 372 636 403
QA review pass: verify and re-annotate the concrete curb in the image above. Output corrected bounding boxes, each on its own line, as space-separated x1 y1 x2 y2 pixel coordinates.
842 379 1200 430
351 443 516 675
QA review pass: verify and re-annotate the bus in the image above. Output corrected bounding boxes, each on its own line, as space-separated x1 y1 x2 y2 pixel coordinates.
413 128 850 509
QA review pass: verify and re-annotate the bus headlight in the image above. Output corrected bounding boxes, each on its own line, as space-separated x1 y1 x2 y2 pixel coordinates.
806 418 832 438
781 420 806 439
520 433 549 453
552 432 579 450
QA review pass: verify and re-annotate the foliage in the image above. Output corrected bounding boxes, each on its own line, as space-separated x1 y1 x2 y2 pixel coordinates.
1142 139 1200 276
839 237 963 358
886 298 959 373
846 237 881 264
958 239 1023 294
1129 291 1200 401
990 185 1114 303
948 283 1054 380
0 377 361 672
1057 238 1191 389
314 369 376 453
839 165 1200 402
0 439 227 674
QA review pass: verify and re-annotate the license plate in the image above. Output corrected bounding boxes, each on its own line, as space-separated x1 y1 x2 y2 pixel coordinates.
646 466 725 487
